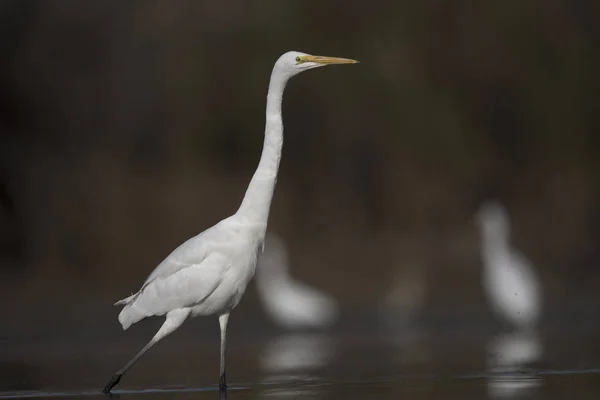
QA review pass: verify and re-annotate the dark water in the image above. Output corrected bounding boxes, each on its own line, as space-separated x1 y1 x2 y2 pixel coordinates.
1 371 599 400
2 318 600 400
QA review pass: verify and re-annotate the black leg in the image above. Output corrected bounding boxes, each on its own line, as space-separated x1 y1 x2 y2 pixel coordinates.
220 386 228 400
219 371 227 391
102 309 190 394
103 373 122 394
102 340 154 395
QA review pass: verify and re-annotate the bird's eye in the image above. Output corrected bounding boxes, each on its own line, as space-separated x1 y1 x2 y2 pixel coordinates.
295 56 302 63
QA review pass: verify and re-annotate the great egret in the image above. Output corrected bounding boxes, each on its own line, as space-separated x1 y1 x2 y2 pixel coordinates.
102 51 358 394
256 233 339 329
476 201 542 331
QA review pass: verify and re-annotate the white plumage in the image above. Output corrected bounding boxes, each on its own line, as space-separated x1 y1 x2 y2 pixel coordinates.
117 220 261 330
476 201 542 331
256 233 339 329
102 51 357 394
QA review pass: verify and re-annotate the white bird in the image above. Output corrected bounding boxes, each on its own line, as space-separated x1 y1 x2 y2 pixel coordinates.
255 233 339 329
476 201 542 331
102 51 358 394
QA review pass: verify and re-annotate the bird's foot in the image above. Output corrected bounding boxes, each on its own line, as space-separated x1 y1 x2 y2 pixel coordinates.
219 372 227 391
102 373 122 394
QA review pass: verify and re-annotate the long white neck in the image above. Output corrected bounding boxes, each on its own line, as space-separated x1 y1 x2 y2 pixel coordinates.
481 225 510 265
236 70 288 225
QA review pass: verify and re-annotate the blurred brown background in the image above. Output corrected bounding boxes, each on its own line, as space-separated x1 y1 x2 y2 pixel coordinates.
0 0 599 392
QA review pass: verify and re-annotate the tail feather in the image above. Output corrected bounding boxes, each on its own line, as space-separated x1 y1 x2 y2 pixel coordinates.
114 292 146 330
117 302 147 330
114 293 137 306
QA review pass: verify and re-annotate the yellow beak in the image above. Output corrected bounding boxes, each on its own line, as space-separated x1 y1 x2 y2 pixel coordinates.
302 55 359 64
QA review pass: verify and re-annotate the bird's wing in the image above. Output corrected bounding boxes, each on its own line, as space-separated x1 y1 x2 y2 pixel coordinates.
128 252 227 317
511 251 540 285
143 221 224 286
510 251 542 305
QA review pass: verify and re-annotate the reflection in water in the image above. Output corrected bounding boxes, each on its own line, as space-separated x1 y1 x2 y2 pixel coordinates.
256 233 339 329
259 333 335 376
258 333 335 398
486 331 543 397
477 201 543 331
258 385 324 399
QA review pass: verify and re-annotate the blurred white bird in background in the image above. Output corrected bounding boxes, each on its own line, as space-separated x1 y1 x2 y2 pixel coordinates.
102 52 358 394
256 232 340 329
476 200 543 331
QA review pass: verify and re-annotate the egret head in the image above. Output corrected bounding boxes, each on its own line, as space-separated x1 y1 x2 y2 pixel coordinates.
274 51 359 79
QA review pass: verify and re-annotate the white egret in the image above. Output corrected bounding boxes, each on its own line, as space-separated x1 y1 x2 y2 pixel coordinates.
256 233 339 329
102 51 358 394
476 201 542 331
